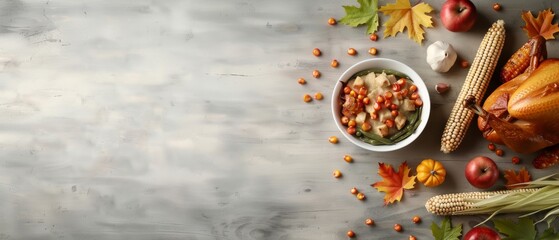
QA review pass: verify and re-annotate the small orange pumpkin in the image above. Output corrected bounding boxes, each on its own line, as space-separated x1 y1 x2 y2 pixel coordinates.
416 159 446 187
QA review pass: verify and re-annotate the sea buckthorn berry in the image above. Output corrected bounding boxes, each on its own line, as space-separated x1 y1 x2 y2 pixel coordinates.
341 116 349 125
493 3 501 11
368 47 378 56
312 69 321 78
331 59 339 68
328 136 338 144
390 104 399 110
347 230 355 238
361 122 372 132
410 92 419 100
488 143 496 151
391 110 399 117
363 97 371 105
373 102 382 111
496 149 504 156
333 170 342 178
343 86 351 94
384 99 393 108
371 112 378 120
396 78 407 86
369 33 378 41
350 90 357 97
350 187 358 195
376 95 385 103
394 223 402 232
348 119 356 127
357 94 364 101
356 192 366 200
344 155 353 163
314 92 323 100
297 78 306 85
385 119 394 128
347 48 357 56
512 156 520 164
414 98 423 107
409 85 418 92
303 94 312 102
328 17 337 25
392 84 401 92
409 235 417 240
365 218 375 226
384 91 393 99
312 48 321 57
412 216 421 224
347 127 356 135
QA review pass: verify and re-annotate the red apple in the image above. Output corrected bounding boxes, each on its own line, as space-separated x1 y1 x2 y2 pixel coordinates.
440 0 477 32
465 156 499 189
464 226 501 240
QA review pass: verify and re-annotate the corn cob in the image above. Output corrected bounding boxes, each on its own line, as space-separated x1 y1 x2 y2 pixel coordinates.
499 36 546 83
426 174 559 226
440 20 506 153
425 188 537 216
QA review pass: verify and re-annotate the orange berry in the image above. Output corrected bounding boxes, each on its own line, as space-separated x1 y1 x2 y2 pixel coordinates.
331 59 339 68
350 187 358 195
347 230 355 238
303 94 312 103
312 69 321 78
394 223 402 232
344 155 353 163
297 78 306 85
314 92 323 100
369 33 378 41
496 149 504 156
368 47 378 55
333 170 342 178
365 218 375 226
493 3 502 11
312 48 321 57
460 60 469 68
512 156 520 164
356 192 366 200
347 48 357 56
412 216 421 224
328 18 337 25
328 136 339 144
488 143 496 151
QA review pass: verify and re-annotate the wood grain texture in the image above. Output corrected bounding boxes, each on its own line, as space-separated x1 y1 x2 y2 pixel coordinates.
0 0 557 239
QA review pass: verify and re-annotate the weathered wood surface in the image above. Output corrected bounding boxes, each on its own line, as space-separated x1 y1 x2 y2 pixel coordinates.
0 0 557 239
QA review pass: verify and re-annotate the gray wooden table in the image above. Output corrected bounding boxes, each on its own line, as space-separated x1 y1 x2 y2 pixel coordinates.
1 0 557 239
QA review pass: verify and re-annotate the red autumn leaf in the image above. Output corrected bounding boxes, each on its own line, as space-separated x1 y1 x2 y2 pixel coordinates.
521 9 559 40
504 167 532 189
371 161 416 205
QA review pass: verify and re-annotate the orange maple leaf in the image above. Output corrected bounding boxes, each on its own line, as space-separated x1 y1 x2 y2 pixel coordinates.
371 161 416 205
504 168 532 189
379 0 433 45
521 9 559 40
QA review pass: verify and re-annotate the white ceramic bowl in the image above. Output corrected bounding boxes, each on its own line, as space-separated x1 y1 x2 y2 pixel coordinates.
331 58 430 152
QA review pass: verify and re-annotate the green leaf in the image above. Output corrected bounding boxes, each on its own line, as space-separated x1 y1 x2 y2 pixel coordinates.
539 228 559 240
339 0 379 34
431 217 462 240
493 218 537 240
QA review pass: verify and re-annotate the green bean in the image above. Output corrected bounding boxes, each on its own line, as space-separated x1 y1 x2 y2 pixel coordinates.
360 137 388 146
393 119 422 143
351 69 411 80
357 128 392 145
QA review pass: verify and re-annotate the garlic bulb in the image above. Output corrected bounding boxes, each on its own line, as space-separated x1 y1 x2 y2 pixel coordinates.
426 41 457 73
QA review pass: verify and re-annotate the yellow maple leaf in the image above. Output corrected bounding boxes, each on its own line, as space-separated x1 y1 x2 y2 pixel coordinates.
379 0 433 45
